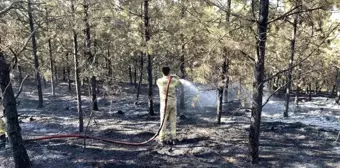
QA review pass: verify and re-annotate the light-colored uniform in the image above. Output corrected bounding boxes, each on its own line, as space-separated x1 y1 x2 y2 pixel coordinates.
0 118 5 136
0 104 5 137
0 101 6 137
157 75 181 141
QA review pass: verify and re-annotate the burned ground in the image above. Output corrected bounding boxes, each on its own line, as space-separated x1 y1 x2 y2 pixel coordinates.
0 81 339 168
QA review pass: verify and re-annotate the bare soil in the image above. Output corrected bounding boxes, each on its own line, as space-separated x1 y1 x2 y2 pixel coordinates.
0 81 339 168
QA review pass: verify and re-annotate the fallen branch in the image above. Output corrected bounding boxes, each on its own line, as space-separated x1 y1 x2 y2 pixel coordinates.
15 75 29 100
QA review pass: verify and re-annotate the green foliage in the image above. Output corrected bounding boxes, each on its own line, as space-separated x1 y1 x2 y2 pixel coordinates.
0 0 338 89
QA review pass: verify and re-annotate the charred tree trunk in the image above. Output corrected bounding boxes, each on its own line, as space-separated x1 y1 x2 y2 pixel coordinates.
136 3 144 101
0 54 31 168
46 7 55 97
223 0 231 104
71 0 83 132
107 49 112 80
332 68 339 98
134 61 138 87
217 86 223 124
28 0 43 108
54 66 58 82
217 49 230 124
134 58 137 87
295 66 301 105
179 2 186 110
308 83 312 101
83 0 98 111
63 68 67 81
48 39 55 97
66 53 72 91
284 2 299 117
129 65 133 84
136 53 143 101
17 66 23 84
248 0 269 164
91 76 98 111
217 49 229 124
144 0 154 115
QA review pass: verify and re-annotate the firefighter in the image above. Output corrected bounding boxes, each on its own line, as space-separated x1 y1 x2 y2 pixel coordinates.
0 97 6 149
156 67 182 145
0 117 5 149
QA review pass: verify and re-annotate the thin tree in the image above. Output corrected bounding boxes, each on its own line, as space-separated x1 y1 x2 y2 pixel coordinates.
248 0 269 164
284 1 300 117
136 3 144 101
217 0 231 124
83 0 98 111
28 0 43 108
66 53 72 91
71 0 83 132
144 0 154 115
179 0 186 110
46 8 55 97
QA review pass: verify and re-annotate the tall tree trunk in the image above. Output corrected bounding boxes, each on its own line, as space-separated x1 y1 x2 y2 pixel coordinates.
179 1 186 110
223 0 231 103
46 7 55 97
28 0 43 108
54 66 58 82
136 53 143 101
217 49 230 124
107 49 112 80
154 64 158 85
217 0 231 123
71 0 83 132
63 68 67 82
331 68 339 97
295 64 302 105
66 53 72 91
284 2 299 117
91 76 98 110
248 0 269 164
217 49 229 124
48 39 55 97
217 86 223 124
83 0 98 111
0 53 31 168
136 3 144 101
308 83 312 101
144 0 154 115
129 65 133 84
17 65 23 84
134 57 137 87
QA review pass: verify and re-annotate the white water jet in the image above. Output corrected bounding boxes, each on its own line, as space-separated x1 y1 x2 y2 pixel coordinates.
179 79 217 108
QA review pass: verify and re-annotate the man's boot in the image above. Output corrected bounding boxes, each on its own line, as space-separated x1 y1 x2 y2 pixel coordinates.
0 134 5 149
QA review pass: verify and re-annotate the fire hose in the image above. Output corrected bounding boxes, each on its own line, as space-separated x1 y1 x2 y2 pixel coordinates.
24 76 174 146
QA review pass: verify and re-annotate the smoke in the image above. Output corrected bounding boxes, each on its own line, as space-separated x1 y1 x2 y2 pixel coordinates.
179 79 253 108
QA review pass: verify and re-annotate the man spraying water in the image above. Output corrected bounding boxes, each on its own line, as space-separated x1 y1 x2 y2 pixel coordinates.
156 67 181 145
